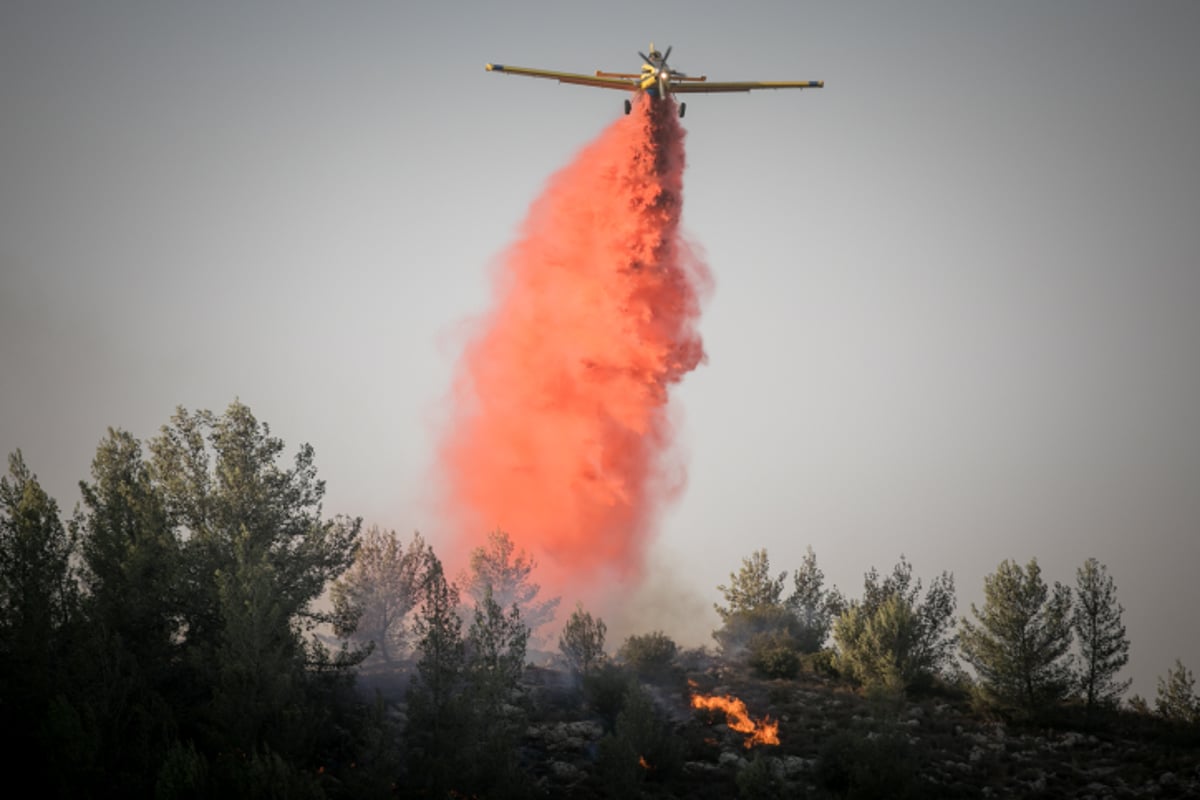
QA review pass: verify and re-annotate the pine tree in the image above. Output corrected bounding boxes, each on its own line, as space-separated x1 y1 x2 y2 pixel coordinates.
835 595 920 692
146 402 361 770
460 586 530 796
76 430 184 792
462 528 560 642
466 585 529 698
0 451 79 779
210 530 303 753
330 526 429 662
410 553 465 706
148 402 360 662
559 601 607 674
786 546 844 653
1155 659 1199 724
406 553 468 796
714 548 809 664
79 429 180 676
0 449 75 645
959 558 1074 713
833 556 957 691
1072 557 1130 712
715 549 787 622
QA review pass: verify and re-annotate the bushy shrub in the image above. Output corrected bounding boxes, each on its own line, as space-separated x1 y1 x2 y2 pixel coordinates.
618 631 678 675
802 648 839 677
834 558 957 694
154 741 209 800
834 596 917 692
597 684 683 796
211 745 324 800
748 633 801 679
737 753 788 800
714 605 804 659
676 645 717 672
1156 659 1200 725
815 730 915 799
583 663 636 733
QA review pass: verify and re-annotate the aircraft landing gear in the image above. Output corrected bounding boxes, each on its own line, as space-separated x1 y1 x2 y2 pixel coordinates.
679 102 686 118
624 99 632 115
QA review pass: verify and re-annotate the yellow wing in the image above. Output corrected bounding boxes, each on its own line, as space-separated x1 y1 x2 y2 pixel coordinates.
670 80 824 93
485 63 637 91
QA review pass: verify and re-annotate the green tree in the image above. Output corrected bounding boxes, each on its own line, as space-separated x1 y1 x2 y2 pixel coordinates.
147 402 361 760
460 585 531 796
786 545 844 652
618 631 678 676
835 595 919 692
462 528 560 642
149 402 359 654
959 558 1074 713
1155 659 1199 724
1127 694 1152 715
833 556 957 692
559 601 607 674
466 585 529 708
75 430 184 793
597 683 683 795
713 549 807 669
0 451 80 782
1072 557 1130 712
209 530 308 753
715 549 787 623
406 552 468 796
330 526 429 662
0 450 76 655
79 429 180 673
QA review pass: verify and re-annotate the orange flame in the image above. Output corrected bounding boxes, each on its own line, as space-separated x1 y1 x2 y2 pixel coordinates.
638 755 650 770
690 690 780 749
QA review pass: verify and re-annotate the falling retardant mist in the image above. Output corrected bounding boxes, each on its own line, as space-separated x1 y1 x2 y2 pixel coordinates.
439 95 710 598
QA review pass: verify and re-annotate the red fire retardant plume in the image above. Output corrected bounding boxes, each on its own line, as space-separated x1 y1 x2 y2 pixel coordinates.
440 96 709 592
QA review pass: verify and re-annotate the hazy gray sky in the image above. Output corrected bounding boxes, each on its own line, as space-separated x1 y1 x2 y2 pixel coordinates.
2 1 1197 699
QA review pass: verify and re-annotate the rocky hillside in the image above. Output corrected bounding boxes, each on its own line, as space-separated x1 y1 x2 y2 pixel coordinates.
365 652 1200 799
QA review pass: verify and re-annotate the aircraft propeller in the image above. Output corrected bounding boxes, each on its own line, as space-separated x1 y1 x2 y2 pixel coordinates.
639 45 674 70
640 44 679 97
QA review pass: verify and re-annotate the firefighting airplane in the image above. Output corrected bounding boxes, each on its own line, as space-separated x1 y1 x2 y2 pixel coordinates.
485 44 823 118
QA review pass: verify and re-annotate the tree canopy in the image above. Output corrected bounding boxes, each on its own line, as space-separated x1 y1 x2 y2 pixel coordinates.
1155 659 1199 725
331 526 430 662
787 545 845 653
832 556 957 692
462 528 560 641
559 601 607 674
1073 558 1130 711
714 548 787 623
959 558 1074 713
0 451 78 782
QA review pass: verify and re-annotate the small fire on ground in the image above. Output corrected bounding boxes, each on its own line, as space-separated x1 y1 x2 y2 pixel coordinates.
689 682 780 749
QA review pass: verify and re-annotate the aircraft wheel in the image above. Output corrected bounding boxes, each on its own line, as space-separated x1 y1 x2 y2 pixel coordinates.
679 102 687 118
624 99 632 115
